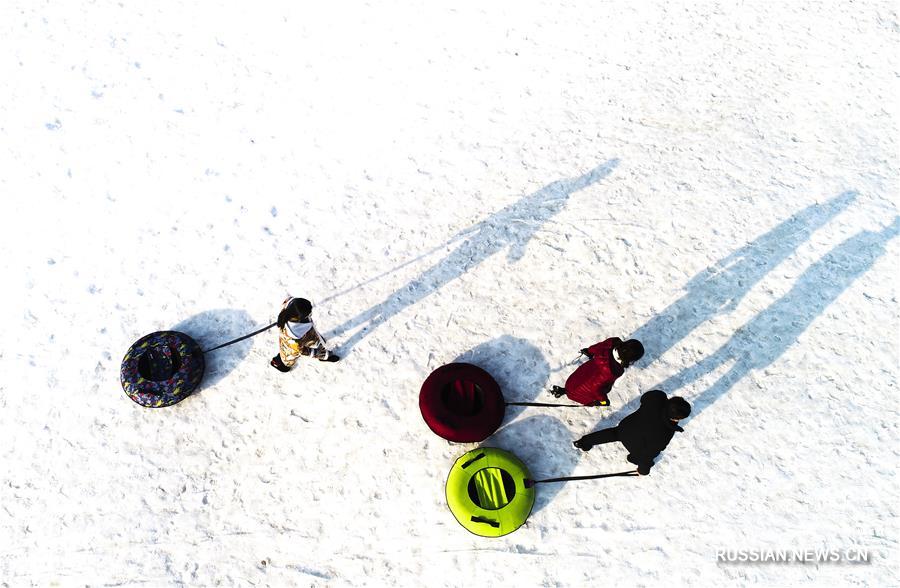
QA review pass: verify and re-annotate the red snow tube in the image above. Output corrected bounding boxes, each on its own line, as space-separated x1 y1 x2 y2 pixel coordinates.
419 363 505 442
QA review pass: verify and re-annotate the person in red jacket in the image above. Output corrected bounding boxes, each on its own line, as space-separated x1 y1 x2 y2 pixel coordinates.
550 338 644 406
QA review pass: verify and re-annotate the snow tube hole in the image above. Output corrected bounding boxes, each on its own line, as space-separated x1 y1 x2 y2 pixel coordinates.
441 380 483 416
137 346 181 382
467 468 516 510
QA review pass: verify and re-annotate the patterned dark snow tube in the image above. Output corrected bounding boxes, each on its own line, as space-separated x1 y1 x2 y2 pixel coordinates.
120 331 205 408
419 363 505 443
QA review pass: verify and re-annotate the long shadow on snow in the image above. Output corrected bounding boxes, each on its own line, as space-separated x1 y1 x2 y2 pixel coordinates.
326 159 620 355
654 217 899 417
630 190 858 365
532 192 896 509
486 414 578 514
172 308 257 391
452 335 551 420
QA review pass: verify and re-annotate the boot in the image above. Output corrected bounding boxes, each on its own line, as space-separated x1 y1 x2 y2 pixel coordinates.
550 385 567 398
270 355 291 372
319 352 340 363
573 439 591 452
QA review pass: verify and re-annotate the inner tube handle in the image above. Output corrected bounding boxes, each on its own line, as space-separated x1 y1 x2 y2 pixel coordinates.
461 452 486 469
470 516 500 528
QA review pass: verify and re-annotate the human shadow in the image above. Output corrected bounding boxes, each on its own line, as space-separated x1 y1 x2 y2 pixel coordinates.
452 335 551 420
631 191 858 365
654 217 900 417
172 308 257 390
531 193 882 508
327 159 620 354
570 216 900 474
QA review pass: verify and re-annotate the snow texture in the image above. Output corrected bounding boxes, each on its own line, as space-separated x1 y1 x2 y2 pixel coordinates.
1 1 898 586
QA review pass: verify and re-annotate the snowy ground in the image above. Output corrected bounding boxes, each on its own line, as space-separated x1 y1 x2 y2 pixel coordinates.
2 1 898 586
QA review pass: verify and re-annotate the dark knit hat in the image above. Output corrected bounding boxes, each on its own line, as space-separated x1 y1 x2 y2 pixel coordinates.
618 339 645 364
667 396 692 420
277 297 313 328
290 297 313 320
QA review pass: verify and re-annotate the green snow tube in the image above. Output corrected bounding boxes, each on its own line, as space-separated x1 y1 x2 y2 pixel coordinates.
445 447 535 538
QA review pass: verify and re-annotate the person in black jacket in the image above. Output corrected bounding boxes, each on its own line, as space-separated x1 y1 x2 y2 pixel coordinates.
573 390 691 475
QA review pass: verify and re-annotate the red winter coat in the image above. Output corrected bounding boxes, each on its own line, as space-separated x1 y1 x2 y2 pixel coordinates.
565 337 624 406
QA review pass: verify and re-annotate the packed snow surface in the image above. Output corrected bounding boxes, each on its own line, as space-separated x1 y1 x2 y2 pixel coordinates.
1 1 898 586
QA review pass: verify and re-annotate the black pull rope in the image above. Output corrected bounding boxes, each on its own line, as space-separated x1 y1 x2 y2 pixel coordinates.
202 322 278 354
524 470 639 488
505 401 585 408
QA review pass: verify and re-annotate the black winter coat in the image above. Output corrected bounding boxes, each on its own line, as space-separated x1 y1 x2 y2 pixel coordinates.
617 390 684 474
